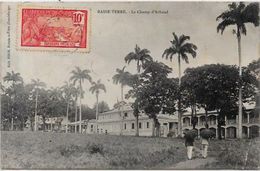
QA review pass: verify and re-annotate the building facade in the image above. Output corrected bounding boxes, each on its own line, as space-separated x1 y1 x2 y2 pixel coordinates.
181 108 259 138
69 105 178 137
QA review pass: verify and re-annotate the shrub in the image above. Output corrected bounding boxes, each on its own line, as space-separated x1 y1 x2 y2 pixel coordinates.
88 143 104 155
59 144 82 157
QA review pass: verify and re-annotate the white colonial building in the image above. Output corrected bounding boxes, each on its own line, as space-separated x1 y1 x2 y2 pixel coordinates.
69 104 178 137
181 105 259 138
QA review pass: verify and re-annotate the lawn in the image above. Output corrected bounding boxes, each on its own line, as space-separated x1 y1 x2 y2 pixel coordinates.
1 131 259 169
1 131 186 169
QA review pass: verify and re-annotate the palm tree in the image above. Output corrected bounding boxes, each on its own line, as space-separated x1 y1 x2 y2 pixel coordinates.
70 67 92 133
162 32 197 136
216 2 259 138
62 82 74 133
89 79 106 133
31 79 46 131
3 71 23 130
113 66 131 135
112 66 131 101
71 85 81 133
125 44 153 136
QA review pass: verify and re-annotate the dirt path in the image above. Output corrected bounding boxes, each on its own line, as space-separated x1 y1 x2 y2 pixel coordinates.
169 147 217 169
170 157 216 169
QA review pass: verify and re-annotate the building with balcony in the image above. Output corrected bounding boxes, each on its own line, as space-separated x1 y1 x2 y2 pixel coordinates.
69 104 178 137
181 107 259 139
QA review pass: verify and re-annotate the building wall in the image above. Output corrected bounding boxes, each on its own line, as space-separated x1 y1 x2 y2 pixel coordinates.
181 109 260 138
85 107 178 137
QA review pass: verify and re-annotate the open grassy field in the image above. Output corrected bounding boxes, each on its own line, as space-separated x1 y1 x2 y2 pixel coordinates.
1 131 187 169
1 131 259 169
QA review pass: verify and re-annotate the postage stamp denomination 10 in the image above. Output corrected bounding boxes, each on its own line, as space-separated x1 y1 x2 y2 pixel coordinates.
18 6 90 52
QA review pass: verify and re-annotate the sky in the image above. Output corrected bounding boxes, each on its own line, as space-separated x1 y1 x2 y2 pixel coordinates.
1 2 259 109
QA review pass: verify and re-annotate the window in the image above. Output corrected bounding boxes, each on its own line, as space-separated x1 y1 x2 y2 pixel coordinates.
124 112 128 117
139 122 142 129
124 123 127 130
91 125 93 132
147 122 150 128
132 123 135 129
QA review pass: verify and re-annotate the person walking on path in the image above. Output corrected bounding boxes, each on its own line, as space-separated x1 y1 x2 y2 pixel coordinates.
201 124 210 159
201 137 209 158
184 133 195 160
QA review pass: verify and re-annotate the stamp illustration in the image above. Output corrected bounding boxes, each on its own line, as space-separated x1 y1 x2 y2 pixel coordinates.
20 8 89 50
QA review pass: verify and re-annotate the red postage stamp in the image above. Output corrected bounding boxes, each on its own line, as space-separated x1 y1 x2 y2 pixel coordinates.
19 7 89 51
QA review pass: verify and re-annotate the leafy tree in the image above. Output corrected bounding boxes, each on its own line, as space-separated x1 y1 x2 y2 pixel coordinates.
162 32 197 136
181 64 257 139
248 58 260 81
127 60 178 136
181 69 200 129
125 45 152 136
70 66 92 133
216 2 259 138
1 87 12 130
46 87 66 131
3 71 23 130
12 83 32 130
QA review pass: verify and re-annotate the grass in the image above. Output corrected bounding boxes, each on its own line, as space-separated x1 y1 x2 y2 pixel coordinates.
198 138 260 169
1 131 259 169
1 131 186 169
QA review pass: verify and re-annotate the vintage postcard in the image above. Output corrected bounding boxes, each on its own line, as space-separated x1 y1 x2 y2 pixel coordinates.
0 1 259 170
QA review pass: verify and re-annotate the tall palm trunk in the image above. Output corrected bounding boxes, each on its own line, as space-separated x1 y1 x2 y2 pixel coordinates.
34 89 38 131
120 84 124 135
66 102 69 133
96 92 99 133
237 33 243 138
74 96 78 133
135 67 140 137
79 80 82 133
177 55 182 136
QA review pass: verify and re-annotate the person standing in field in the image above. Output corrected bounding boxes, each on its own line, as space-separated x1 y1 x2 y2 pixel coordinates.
184 133 195 160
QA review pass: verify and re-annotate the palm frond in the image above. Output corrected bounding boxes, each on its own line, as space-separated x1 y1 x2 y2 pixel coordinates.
179 35 190 46
217 19 236 34
242 2 259 26
125 52 136 64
